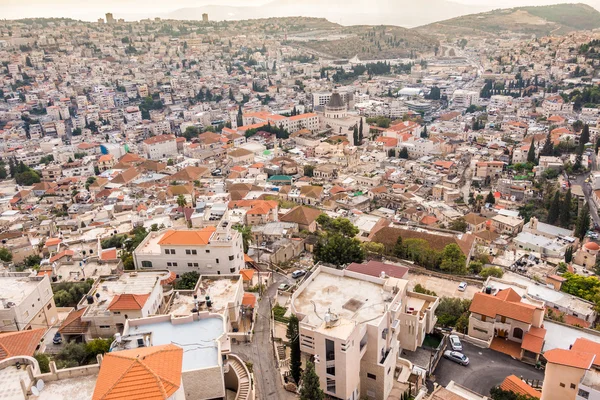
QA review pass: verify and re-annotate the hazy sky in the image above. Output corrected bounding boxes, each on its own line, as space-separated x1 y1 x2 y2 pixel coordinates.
0 0 595 21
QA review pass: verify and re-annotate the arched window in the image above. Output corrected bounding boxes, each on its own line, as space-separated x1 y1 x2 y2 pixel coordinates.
513 327 524 340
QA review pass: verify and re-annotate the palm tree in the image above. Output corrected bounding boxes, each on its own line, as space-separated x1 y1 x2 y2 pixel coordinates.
176 194 187 208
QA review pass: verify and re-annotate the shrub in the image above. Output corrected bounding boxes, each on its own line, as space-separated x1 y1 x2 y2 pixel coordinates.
480 266 504 278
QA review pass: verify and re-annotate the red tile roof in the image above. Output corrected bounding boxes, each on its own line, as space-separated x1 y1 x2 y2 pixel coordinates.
158 227 216 246
500 375 541 399
242 293 257 308
92 344 183 400
107 294 150 311
544 348 595 369
571 338 600 368
58 307 90 335
0 329 46 361
469 292 538 324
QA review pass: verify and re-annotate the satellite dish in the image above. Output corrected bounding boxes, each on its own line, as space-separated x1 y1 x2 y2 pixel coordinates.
36 380 45 392
31 386 40 396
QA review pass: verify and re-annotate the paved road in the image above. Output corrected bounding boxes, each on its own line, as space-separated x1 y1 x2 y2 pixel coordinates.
569 151 600 228
232 271 296 400
433 342 544 396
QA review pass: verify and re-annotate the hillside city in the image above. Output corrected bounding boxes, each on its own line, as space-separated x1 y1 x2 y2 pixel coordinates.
2 6 600 400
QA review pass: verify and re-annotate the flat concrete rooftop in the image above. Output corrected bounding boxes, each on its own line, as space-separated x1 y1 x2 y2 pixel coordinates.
126 317 224 371
36 375 98 400
0 277 40 307
0 365 30 400
293 269 393 329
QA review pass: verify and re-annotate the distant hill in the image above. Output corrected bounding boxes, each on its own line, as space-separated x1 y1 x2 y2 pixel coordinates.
167 0 487 28
415 3 600 37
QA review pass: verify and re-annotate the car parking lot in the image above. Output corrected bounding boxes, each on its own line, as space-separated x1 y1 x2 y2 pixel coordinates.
433 342 544 396
408 274 481 299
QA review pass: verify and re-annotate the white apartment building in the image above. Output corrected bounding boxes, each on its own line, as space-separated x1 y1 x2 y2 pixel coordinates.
452 90 479 108
79 270 168 337
0 272 58 332
133 221 245 276
290 266 438 400
124 106 142 123
141 133 178 160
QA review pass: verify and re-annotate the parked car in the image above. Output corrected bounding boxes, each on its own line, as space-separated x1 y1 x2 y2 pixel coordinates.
291 270 306 279
458 282 468 292
449 335 463 351
52 332 63 345
443 350 469 366
278 283 290 291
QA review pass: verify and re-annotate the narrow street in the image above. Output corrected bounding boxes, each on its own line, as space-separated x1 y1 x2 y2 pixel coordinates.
232 272 296 400
571 151 600 228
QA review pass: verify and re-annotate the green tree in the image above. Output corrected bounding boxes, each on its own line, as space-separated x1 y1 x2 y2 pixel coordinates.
316 214 359 237
440 244 467 275
581 124 591 145
233 224 252 254
485 191 496 205
23 254 41 267
85 338 112 359
176 194 187 208
399 147 409 159
449 218 467 233
353 125 359 146
182 126 200 140
527 139 536 164
559 188 572 227
574 203 591 240
303 165 314 177
413 284 437 296
435 297 471 328
540 131 554 156
34 353 50 373
287 314 302 384
299 361 324 400
174 272 200 290
547 191 561 225
0 247 12 263
56 342 88 368
314 234 365 266
358 118 364 143
479 266 504 278
564 247 573 263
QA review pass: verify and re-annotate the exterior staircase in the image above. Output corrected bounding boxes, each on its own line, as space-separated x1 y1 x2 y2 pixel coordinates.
227 355 253 400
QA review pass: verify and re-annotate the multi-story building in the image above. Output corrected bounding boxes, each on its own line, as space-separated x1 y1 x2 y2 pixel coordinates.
133 221 245 275
291 265 438 400
79 270 169 337
0 272 58 332
142 134 178 160
452 90 479 108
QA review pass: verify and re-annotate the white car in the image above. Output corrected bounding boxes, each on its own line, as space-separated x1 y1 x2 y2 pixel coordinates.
458 282 468 292
291 270 306 279
449 335 462 351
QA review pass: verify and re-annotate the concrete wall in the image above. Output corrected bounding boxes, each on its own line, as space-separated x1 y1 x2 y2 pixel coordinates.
541 363 587 400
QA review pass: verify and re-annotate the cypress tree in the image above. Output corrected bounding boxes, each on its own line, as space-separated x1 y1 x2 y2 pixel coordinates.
527 139 536 163
485 191 495 205
574 203 591 240
547 191 561 225
565 246 573 263
559 188 572 227
581 124 590 145
299 361 324 400
358 118 364 144
399 147 409 159
287 314 302 384
353 125 359 146
540 131 554 156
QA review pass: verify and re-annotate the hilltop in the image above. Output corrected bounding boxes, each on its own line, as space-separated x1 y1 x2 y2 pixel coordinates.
415 3 600 38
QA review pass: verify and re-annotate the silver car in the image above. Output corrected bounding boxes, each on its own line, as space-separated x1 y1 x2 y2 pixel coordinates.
443 350 469 366
449 335 462 351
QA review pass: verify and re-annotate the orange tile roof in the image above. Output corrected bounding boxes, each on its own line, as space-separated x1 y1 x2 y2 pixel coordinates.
242 293 257 308
544 348 595 369
500 375 541 399
160 271 177 285
0 329 45 361
107 294 150 311
92 344 183 400
100 248 118 261
49 249 75 263
44 238 62 247
158 227 216 246
521 329 546 354
59 307 90 335
240 269 255 281
243 254 254 264
495 288 522 302
469 292 538 324
571 338 600 368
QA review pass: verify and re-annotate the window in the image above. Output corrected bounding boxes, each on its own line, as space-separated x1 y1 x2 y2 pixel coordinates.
186 249 191 255
206 250 210 253
367 373 376 380
172 262 177 267
578 389 590 399
229 255 234 261
191 250 197 255
141 261 153 268
193 263 199 267
113 312 121 315
99 325 110 329
481 315 486 322
164 249 170 255
167 262 172 267
560 383 566 388
216 258 219 264
570 384 576 389
230 267 236 273
188 263 193 267
47 303 52 310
